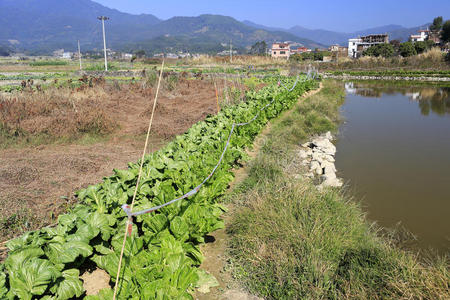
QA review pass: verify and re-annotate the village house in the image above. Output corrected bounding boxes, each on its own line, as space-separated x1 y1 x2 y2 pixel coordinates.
348 34 389 58
121 53 133 60
410 29 430 42
290 46 311 55
271 43 290 59
410 28 441 44
62 52 73 59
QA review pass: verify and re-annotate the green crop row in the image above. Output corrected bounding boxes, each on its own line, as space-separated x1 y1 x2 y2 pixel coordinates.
0 73 68 81
0 76 317 299
28 61 68 67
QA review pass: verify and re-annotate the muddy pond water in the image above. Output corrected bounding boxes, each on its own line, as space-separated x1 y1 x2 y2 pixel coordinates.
335 82 450 253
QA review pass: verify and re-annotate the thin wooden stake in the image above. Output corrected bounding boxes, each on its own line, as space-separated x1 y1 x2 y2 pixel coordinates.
112 60 165 300
212 74 220 113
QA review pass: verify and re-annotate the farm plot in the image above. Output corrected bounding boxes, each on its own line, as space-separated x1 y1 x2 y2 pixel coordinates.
0 76 317 299
0 77 221 244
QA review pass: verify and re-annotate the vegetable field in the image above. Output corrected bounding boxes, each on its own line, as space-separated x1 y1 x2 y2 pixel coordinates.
0 76 317 299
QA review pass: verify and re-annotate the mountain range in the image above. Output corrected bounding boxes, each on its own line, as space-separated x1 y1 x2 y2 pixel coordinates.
0 0 323 55
243 21 429 46
0 0 430 55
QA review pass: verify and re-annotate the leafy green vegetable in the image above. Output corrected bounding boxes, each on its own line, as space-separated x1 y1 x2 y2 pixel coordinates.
0 75 318 299
196 269 220 294
0 269 7 299
49 269 84 300
45 241 93 265
8 258 60 299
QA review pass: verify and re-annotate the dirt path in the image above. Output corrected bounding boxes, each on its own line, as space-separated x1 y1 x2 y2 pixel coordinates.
0 79 218 245
195 84 323 300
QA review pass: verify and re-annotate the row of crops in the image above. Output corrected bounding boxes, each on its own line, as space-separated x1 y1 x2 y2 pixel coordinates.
0 76 318 299
0 73 69 81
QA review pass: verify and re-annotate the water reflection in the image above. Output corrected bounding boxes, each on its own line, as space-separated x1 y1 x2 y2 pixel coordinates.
337 83 450 252
345 82 450 116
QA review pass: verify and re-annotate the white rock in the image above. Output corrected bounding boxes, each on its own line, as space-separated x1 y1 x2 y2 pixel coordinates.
312 152 322 162
323 154 335 163
301 142 312 148
321 161 337 172
313 139 336 154
298 150 309 159
324 166 337 177
320 177 343 188
316 166 324 175
310 161 321 173
325 131 333 140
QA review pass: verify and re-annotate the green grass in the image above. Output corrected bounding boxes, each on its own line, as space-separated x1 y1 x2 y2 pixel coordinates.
29 60 68 66
226 80 449 299
84 62 118 71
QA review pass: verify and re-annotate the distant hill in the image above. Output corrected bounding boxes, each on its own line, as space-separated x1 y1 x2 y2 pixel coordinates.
0 0 324 55
287 26 349 46
129 15 325 54
245 21 430 46
0 0 161 53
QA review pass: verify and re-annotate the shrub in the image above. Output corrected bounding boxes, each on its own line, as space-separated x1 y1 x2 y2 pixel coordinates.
289 53 302 62
363 43 394 58
414 41 428 54
313 52 324 61
399 42 417 57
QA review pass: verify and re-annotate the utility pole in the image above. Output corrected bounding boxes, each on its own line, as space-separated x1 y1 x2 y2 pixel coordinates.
230 39 233 63
77 40 82 70
97 16 109 71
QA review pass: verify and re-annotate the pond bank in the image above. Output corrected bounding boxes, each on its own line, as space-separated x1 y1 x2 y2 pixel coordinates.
222 80 449 299
322 74 450 82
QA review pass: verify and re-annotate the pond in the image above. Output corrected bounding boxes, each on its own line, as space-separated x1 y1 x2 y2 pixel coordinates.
335 82 450 253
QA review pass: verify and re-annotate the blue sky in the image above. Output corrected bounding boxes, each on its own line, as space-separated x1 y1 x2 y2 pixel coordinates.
94 0 449 32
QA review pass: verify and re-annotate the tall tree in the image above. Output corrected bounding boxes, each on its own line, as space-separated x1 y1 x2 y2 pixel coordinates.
430 16 443 32
363 43 394 58
399 42 417 57
441 20 450 43
249 41 267 56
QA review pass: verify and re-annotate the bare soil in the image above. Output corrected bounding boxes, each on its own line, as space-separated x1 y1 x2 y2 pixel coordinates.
0 78 218 246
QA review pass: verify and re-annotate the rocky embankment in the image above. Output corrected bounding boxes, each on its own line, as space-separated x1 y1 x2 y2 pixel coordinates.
299 132 343 189
322 74 450 82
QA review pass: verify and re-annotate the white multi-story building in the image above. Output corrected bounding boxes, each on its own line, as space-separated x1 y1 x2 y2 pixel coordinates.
410 29 430 42
348 34 389 58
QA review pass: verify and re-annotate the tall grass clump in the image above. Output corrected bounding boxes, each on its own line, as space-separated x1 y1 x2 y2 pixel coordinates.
227 80 449 299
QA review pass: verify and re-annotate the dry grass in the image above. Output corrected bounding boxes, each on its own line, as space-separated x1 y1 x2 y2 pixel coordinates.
417 47 446 64
186 54 289 66
0 86 116 144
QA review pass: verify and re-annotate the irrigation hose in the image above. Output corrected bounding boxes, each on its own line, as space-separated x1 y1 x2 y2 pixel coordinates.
121 75 308 219
115 74 313 298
